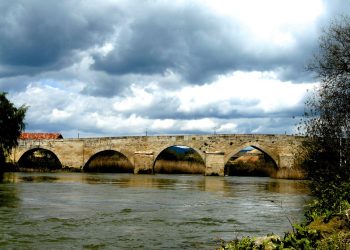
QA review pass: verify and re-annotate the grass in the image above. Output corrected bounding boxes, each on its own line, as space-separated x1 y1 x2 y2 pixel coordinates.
272 167 306 180
226 158 306 179
84 157 133 173
154 159 205 174
219 204 350 249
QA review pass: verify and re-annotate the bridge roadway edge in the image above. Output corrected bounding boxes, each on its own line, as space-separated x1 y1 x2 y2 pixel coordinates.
9 134 305 177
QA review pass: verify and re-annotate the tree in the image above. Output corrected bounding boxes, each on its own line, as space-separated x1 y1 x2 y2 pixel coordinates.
302 16 350 215
0 92 27 166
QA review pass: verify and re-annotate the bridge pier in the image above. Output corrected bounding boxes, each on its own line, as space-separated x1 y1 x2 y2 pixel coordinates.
205 151 225 176
273 153 304 178
134 151 154 174
278 154 294 169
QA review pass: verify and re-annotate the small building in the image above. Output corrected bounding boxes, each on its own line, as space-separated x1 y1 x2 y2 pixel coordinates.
20 132 63 140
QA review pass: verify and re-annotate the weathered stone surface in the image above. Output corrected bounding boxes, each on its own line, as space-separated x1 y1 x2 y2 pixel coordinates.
10 134 305 176
204 151 225 176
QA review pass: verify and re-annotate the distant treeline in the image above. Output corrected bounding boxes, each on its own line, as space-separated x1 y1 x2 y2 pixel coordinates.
156 147 204 163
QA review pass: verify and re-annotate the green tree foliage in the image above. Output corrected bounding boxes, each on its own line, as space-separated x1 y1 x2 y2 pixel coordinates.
302 16 350 215
0 92 27 165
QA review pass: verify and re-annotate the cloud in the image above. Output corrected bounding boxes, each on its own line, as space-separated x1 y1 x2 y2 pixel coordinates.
92 1 238 82
91 0 324 86
107 71 313 121
2 0 350 137
0 0 347 84
0 0 118 76
174 71 311 117
8 70 315 137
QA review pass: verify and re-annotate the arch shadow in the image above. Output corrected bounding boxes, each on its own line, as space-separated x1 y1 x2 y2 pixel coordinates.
83 150 134 173
18 147 62 170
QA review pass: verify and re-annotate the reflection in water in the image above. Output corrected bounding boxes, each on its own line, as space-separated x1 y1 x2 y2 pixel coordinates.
197 177 226 193
1 172 60 184
0 172 311 249
81 174 180 189
265 180 309 194
0 172 17 183
0 173 19 208
20 176 59 183
0 186 19 208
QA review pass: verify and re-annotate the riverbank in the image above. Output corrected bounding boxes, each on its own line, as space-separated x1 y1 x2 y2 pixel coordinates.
219 208 350 249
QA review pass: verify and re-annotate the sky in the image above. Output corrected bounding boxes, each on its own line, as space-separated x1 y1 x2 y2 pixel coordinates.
1 0 349 138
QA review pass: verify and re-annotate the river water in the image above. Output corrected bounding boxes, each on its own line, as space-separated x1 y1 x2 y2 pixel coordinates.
0 173 310 249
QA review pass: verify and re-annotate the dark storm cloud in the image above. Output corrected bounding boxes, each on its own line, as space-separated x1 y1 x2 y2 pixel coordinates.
0 75 30 93
1 0 348 93
0 0 119 76
91 1 320 86
79 69 183 96
92 2 244 83
0 0 349 85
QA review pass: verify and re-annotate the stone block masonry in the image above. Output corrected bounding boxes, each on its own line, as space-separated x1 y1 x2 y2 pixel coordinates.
11 134 305 177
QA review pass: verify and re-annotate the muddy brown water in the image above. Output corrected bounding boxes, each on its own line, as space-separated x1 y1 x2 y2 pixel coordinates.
0 172 310 249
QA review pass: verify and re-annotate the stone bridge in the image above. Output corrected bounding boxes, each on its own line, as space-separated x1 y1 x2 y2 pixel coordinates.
10 134 305 177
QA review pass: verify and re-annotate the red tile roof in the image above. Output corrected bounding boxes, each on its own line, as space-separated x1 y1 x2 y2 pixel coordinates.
20 132 63 140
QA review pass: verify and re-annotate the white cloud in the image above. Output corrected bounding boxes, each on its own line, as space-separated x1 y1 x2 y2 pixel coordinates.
151 119 175 130
203 0 324 48
113 84 156 112
176 71 315 115
50 108 72 122
180 118 217 132
218 123 237 133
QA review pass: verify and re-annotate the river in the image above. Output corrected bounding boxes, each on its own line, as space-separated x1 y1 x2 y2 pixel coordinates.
0 173 310 249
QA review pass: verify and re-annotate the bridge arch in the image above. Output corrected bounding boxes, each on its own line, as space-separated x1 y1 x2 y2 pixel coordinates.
153 144 205 174
83 147 134 167
18 147 62 170
224 143 278 177
154 144 205 163
225 143 279 168
83 149 134 173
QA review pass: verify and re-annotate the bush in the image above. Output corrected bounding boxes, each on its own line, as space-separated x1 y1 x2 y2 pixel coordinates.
301 16 350 217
